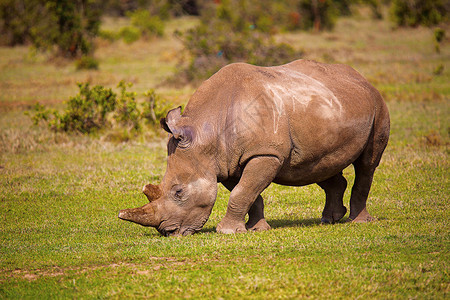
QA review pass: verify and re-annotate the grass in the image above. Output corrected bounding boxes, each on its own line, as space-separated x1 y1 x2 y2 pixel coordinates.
0 12 449 299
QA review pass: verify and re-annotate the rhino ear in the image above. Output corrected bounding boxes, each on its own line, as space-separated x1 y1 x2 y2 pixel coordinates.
161 106 182 135
160 106 192 147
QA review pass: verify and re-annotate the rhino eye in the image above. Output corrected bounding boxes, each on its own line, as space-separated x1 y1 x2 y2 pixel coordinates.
171 184 185 201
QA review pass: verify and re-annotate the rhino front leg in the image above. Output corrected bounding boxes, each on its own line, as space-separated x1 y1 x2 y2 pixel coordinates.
217 156 281 234
222 180 272 232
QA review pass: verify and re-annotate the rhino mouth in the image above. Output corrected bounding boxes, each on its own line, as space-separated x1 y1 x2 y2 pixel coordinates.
157 225 199 237
158 226 179 237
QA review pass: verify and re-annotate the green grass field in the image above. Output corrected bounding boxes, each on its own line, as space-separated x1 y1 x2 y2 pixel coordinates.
0 13 449 299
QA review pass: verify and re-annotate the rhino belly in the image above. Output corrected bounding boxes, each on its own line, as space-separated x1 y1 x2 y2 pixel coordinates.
273 135 367 187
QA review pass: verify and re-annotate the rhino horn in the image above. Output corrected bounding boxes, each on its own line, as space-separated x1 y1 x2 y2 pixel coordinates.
118 202 160 227
142 184 162 202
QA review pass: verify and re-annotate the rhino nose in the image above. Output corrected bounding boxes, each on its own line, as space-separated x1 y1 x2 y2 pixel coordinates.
118 210 127 220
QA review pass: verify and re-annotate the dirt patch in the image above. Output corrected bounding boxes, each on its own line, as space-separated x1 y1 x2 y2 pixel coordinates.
0 99 62 112
1 258 191 282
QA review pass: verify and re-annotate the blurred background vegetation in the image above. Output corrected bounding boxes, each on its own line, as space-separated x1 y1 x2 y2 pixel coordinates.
1 0 447 67
0 0 448 139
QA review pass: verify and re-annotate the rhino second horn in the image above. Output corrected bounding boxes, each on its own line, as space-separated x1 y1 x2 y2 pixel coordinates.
143 184 162 202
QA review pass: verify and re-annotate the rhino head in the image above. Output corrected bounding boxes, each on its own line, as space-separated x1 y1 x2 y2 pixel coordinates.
118 106 218 236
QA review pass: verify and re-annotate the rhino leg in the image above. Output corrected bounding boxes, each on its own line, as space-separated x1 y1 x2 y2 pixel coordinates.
222 180 271 232
348 166 376 222
217 156 281 234
246 195 271 231
349 106 389 222
318 172 348 224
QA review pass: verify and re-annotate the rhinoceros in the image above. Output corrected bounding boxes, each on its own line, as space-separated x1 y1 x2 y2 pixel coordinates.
118 59 390 236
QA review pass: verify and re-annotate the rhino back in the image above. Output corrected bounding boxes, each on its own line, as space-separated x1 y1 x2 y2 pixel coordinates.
183 61 382 184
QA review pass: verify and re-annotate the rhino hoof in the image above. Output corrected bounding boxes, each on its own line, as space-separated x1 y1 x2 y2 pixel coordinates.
321 217 333 224
246 219 271 231
349 208 376 223
216 219 247 234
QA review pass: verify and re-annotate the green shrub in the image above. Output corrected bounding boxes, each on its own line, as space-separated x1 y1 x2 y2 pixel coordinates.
390 0 447 27
297 0 338 31
34 0 101 58
434 27 445 43
119 26 141 44
0 0 100 57
75 56 99 70
27 81 171 135
178 2 303 83
128 9 164 37
114 81 141 131
47 83 116 133
0 0 41 46
434 27 446 53
142 89 173 125
98 29 119 42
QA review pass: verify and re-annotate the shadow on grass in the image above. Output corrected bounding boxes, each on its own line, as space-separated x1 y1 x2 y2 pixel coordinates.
269 218 323 228
199 217 326 234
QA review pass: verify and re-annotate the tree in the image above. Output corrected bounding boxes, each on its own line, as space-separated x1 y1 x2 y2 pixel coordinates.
0 0 101 58
390 0 448 27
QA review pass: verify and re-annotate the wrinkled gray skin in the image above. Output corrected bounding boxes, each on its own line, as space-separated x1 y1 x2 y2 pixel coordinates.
118 59 390 236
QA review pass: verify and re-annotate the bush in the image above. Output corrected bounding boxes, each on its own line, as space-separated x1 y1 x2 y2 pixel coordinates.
32 0 101 58
75 56 99 70
0 0 42 46
0 0 101 58
98 29 119 42
297 0 338 31
119 26 141 44
390 0 448 27
115 9 165 44
128 9 164 37
142 89 173 124
178 1 303 83
28 81 171 135
114 81 141 131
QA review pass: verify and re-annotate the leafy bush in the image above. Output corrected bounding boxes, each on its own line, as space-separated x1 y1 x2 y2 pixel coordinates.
434 27 446 53
128 9 164 37
119 26 141 44
178 1 303 82
113 9 165 44
75 56 99 70
114 81 141 131
390 0 448 27
297 0 338 31
0 0 41 46
98 29 119 42
34 0 101 58
201 0 343 33
142 89 173 124
28 81 171 135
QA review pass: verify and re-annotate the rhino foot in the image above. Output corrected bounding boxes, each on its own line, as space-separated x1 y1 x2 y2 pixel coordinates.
216 219 247 234
349 208 376 223
321 206 347 224
246 219 271 231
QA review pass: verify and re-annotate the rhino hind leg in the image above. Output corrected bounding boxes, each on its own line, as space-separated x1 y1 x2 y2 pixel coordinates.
348 166 377 223
318 172 348 224
217 156 281 234
348 107 389 223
